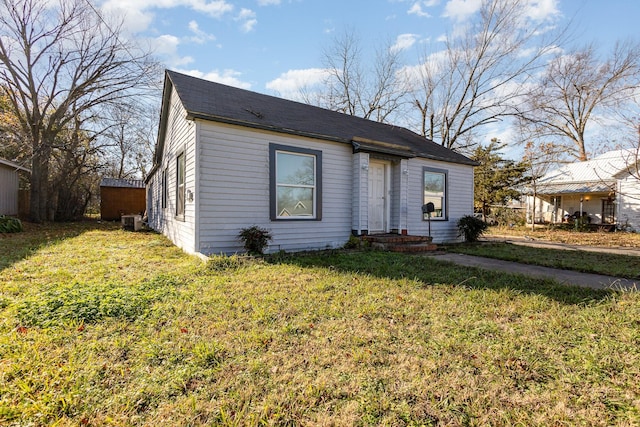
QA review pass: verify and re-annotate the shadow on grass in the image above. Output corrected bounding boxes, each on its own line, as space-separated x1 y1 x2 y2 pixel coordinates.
0 219 120 272
266 249 614 305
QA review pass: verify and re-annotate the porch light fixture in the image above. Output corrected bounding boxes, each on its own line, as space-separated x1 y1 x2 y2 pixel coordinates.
186 189 194 202
361 164 369 171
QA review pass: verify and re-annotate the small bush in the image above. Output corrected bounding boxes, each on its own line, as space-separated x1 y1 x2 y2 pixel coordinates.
0 215 23 233
457 215 488 242
344 235 362 249
238 226 272 255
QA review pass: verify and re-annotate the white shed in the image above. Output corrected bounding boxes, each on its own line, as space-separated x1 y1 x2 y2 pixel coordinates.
0 158 30 216
146 70 477 256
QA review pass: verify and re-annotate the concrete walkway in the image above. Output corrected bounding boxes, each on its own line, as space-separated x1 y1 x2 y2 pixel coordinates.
423 235 639 291
429 252 638 291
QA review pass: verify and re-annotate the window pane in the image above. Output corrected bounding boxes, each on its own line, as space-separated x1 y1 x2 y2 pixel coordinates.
277 152 315 186
424 170 445 219
424 196 443 217
424 172 444 194
277 187 313 217
176 153 185 217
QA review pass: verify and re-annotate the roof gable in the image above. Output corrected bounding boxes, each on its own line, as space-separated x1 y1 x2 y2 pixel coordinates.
156 70 476 168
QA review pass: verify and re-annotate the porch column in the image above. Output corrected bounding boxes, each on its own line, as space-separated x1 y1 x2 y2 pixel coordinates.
399 158 409 234
352 152 369 235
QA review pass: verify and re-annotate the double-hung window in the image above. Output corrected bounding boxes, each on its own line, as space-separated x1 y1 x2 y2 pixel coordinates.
176 152 185 219
270 144 322 220
423 167 447 220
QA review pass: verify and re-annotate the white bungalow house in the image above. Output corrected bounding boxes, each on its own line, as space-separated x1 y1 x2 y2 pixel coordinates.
526 150 640 231
145 70 477 255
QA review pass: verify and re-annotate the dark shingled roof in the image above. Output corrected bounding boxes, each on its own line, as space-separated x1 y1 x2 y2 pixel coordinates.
160 70 476 166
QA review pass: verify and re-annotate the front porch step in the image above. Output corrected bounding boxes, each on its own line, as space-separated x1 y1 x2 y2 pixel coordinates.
362 234 437 253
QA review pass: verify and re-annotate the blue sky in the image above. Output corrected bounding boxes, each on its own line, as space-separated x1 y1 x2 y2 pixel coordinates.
100 0 640 96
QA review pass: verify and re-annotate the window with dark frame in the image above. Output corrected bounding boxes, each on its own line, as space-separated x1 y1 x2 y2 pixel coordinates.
269 143 322 220
176 152 185 218
602 199 615 224
423 167 447 220
161 169 167 209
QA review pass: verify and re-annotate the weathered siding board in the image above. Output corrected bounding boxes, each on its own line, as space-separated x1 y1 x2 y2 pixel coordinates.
0 164 19 216
406 158 474 242
197 121 353 254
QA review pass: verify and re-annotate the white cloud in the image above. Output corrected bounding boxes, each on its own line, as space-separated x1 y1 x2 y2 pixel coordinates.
257 0 281 5
152 34 194 67
266 68 331 100
442 0 482 22
391 33 419 53
525 0 560 21
236 8 257 32
408 2 431 18
176 68 252 89
187 20 216 43
100 0 155 34
100 0 233 34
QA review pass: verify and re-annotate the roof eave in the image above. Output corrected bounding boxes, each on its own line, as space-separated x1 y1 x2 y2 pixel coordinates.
0 158 31 173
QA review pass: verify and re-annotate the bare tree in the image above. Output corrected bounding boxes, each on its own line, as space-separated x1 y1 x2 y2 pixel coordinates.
101 102 158 180
0 0 157 222
523 141 561 230
408 0 566 151
518 41 640 161
319 29 407 122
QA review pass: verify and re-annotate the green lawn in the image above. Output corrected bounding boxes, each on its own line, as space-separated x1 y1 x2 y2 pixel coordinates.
1 222 639 426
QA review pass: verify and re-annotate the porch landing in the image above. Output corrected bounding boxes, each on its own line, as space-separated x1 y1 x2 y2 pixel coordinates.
363 234 438 253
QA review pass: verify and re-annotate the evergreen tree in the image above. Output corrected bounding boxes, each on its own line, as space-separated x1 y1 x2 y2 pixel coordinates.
472 141 530 216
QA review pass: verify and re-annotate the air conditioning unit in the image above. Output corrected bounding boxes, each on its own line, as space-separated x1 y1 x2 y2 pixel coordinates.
121 214 142 231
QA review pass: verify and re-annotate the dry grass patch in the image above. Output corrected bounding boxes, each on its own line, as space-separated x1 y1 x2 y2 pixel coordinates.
487 225 640 248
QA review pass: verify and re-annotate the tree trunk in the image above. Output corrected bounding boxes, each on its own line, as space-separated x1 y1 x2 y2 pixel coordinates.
29 146 50 223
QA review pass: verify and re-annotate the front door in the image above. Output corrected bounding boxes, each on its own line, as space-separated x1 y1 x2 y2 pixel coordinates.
368 161 387 233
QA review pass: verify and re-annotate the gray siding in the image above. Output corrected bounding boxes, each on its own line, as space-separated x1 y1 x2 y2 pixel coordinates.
0 164 19 215
197 121 353 254
406 158 474 242
147 87 197 254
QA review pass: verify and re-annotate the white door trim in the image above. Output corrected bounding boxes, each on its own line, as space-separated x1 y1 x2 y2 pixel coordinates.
368 160 390 233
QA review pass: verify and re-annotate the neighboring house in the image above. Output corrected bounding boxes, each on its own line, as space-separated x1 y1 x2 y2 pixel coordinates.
146 70 477 256
526 150 640 230
0 157 30 216
100 178 146 221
